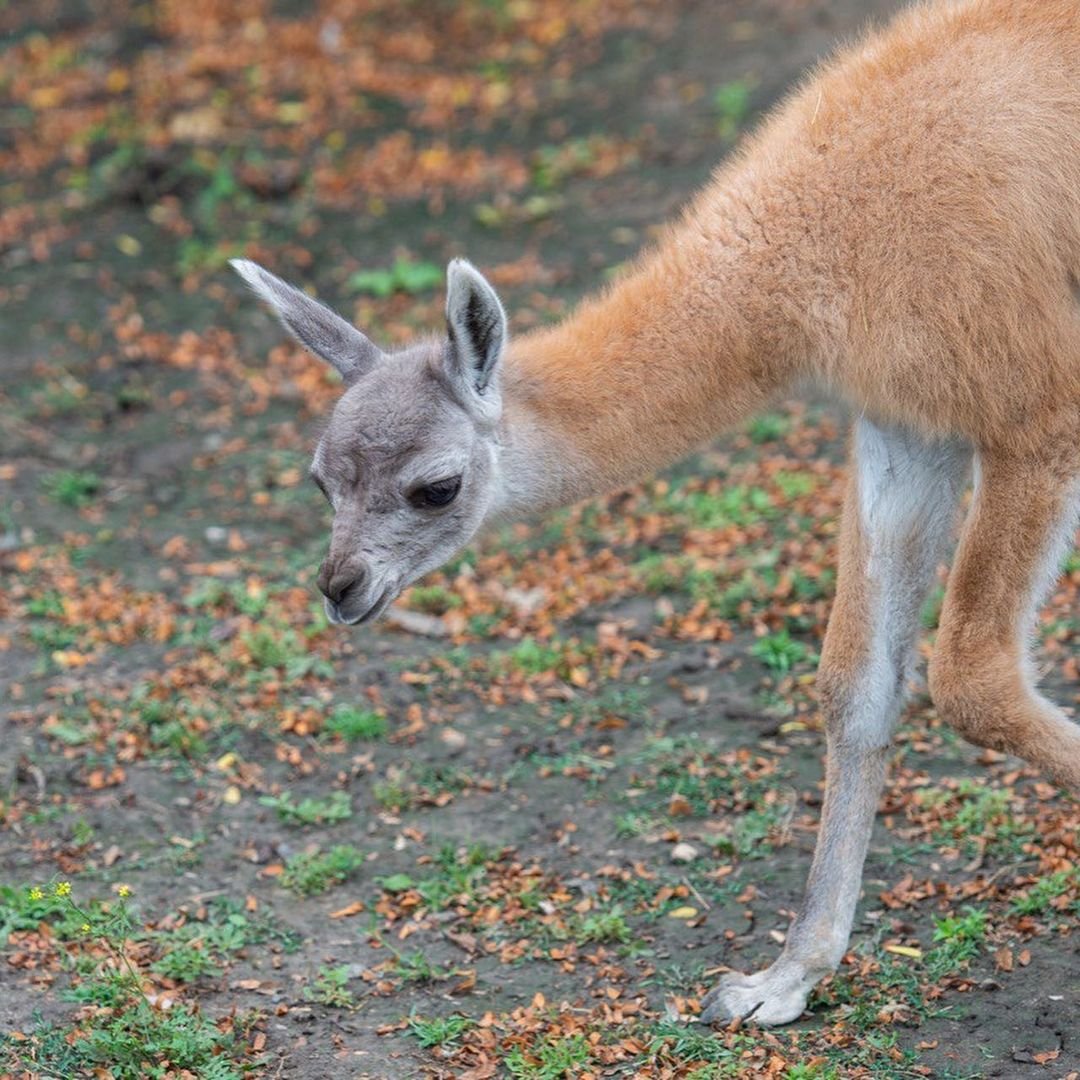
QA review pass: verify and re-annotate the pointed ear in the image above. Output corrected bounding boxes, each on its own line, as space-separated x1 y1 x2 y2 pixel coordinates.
230 259 382 386
445 258 507 395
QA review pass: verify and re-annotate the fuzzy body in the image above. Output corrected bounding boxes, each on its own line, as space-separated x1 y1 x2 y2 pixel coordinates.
506 0 1080 495
233 0 1080 1028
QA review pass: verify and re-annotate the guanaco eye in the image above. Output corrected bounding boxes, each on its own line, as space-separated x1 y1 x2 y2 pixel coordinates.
409 476 462 509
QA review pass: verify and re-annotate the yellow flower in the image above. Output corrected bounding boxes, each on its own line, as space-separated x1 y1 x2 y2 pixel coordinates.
81 923 91 934
117 884 132 898
54 881 71 897
28 887 43 902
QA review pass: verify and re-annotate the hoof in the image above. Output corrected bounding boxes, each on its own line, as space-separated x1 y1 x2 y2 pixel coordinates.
700 965 812 1027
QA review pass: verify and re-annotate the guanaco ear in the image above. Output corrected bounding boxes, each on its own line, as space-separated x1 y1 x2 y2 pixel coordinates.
230 259 382 386
445 258 506 396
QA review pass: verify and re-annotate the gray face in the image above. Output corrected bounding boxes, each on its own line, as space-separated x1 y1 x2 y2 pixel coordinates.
230 256 508 626
310 343 499 625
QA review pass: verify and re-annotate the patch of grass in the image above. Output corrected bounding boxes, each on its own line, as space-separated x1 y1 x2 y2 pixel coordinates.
386 947 454 985
714 78 752 139
373 777 410 812
43 469 102 507
746 413 790 443
751 629 809 674
505 1032 591 1079
921 583 946 629
347 257 442 297
645 1021 754 1069
496 636 564 676
919 781 1034 859
664 483 773 530
0 883 85 942
259 790 352 826
151 897 301 981
241 626 306 671
576 905 633 945
926 906 987 979
280 845 365 896
324 704 388 741
304 964 357 1008
376 843 493 913
773 470 817 500
1008 868 1080 917
407 1013 474 1049
151 942 220 981
406 584 462 614
4 884 260 1078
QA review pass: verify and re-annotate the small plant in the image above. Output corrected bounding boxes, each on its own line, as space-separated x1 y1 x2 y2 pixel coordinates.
387 947 453 985
1009 868 1080 916
714 78 751 139
920 780 1034 859
43 469 101 508
505 1033 591 1079
259 790 352 826
577 905 633 945
927 906 988 979
405 583 462 614
280 845 365 896
746 412 790 443
347 257 442 297
241 626 306 671
751 629 809 674
497 637 563 676
407 1013 474 1048
151 941 220 981
372 777 410 812
324 704 388 741
304 964 357 1008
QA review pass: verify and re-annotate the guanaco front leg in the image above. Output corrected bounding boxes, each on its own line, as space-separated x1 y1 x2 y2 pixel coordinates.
929 447 1080 789
702 420 970 1025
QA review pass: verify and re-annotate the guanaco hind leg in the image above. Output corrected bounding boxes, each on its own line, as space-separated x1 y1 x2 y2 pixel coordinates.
930 448 1080 789
702 419 970 1025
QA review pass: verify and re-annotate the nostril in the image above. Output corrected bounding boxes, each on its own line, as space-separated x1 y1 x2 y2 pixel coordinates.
319 565 368 605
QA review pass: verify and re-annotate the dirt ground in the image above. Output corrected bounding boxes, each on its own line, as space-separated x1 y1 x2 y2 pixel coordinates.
1 1 1078 1077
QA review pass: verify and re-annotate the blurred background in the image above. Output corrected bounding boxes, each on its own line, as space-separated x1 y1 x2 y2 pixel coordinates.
3 2 1078 1077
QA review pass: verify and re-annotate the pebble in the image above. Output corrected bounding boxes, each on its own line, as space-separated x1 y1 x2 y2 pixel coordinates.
670 842 699 864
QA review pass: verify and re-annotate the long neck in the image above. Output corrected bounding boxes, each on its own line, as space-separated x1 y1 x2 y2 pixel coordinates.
490 195 814 519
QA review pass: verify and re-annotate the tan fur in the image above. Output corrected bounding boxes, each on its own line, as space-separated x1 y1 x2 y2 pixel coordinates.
506 0 1080 788
496 0 1080 1023
237 0 1080 1026
509 0 1080 478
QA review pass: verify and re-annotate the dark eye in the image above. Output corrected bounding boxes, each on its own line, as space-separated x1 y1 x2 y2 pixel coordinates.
409 476 462 509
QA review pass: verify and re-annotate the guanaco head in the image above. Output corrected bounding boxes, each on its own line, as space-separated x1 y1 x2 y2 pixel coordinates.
230 258 507 625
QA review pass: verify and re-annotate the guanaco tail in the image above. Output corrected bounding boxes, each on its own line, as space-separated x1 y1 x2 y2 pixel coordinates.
231 0 1080 1025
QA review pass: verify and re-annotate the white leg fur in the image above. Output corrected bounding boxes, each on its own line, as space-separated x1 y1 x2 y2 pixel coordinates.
701 420 970 1025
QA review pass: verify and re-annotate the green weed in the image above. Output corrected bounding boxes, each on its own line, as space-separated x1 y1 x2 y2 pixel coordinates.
280 845 365 896
746 413 790 443
751 629 809 674
348 258 442 297
406 584 462 614
304 965 357 1008
408 1013 474 1048
324 704 388 741
1009 868 1080 917
714 79 752 139
43 470 101 507
505 1032 591 1079
259 790 352 826
576 905 633 945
